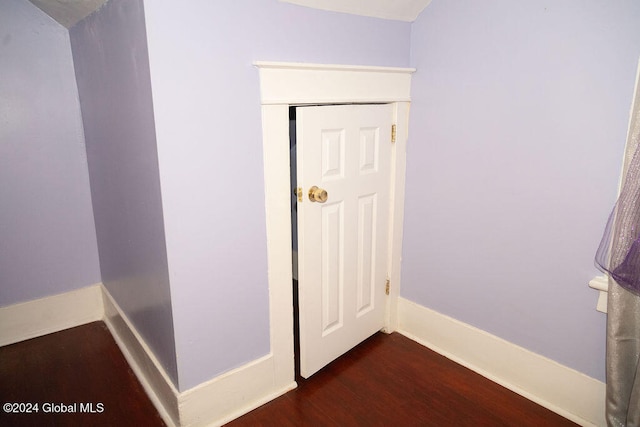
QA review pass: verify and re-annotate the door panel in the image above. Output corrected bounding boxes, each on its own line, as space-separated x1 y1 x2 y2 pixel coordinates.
321 129 345 180
321 201 343 335
357 193 376 316
297 104 392 378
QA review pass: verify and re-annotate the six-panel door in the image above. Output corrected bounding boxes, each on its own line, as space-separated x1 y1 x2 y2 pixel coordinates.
296 104 392 378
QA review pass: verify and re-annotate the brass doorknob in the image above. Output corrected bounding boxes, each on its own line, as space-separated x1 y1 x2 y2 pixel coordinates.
308 186 328 203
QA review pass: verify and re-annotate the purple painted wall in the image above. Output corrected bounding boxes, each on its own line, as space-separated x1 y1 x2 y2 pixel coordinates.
403 0 640 381
0 0 100 306
5 0 629 393
69 0 178 384
143 0 411 390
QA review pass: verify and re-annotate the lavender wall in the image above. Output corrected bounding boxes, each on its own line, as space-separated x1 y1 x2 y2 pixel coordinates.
69 0 178 384
143 0 411 390
403 0 640 381
0 0 100 306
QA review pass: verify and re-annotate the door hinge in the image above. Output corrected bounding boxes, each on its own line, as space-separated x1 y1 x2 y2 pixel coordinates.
385 278 390 295
391 124 397 143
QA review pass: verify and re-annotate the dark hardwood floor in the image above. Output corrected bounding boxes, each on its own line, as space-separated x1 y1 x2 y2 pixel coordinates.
0 321 579 427
227 332 579 427
0 321 165 427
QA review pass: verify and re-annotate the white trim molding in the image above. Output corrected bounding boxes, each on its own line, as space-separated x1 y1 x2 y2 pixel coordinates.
102 285 296 427
588 275 609 314
383 101 410 333
397 297 606 427
0 285 296 427
255 61 414 397
0 284 103 347
254 61 414 105
101 287 180 427
0 280 606 426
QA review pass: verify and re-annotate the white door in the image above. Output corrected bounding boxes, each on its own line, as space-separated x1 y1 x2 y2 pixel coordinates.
296 104 393 378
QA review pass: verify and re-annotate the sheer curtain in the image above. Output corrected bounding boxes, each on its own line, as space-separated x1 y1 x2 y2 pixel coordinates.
596 63 640 427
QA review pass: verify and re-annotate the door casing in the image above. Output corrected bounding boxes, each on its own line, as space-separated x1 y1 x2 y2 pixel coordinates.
256 61 414 389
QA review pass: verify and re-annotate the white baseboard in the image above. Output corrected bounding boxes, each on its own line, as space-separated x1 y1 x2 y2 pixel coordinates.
0 284 605 427
0 284 103 347
397 297 606 427
1 284 296 426
101 285 296 427
4 286 603 424
179 355 296 427
101 286 181 427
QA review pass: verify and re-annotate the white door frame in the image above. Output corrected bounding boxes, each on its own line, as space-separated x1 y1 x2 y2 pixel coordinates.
255 61 414 389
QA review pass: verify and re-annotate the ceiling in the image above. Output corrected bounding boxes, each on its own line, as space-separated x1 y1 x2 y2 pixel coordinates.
28 0 432 29
28 0 107 28
279 0 432 22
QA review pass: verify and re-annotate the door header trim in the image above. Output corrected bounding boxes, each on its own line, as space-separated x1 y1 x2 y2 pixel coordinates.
255 61 415 105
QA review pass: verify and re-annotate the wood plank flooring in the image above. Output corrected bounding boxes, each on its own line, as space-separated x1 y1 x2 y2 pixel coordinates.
0 321 165 427
0 321 579 427
227 332 579 427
